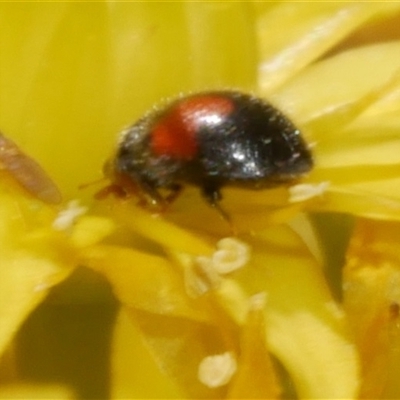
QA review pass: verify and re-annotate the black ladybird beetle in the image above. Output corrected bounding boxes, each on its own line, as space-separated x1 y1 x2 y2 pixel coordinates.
105 90 313 219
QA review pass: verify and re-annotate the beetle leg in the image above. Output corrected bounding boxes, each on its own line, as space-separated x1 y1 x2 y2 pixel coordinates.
165 183 183 204
137 181 167 210
146 183 182 212
202 185 236 232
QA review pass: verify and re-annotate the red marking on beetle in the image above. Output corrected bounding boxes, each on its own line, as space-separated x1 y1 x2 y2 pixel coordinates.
151 95 234 159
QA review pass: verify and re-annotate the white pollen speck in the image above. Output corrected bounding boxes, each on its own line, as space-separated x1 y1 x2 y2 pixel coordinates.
188 255 221 296
249 292 268 310
191 238 250 296
212 237 250 274
52 200 88 230
289 181 330 203
198 352 237 388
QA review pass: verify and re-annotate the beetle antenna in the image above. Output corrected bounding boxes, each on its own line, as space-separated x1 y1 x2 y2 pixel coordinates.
78 177 108 190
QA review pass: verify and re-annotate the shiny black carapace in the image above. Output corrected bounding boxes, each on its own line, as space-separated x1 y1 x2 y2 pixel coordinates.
106 90 313 217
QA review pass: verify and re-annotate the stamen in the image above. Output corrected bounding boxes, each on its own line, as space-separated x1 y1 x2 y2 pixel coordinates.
211 237 251 275
289 181 330 202
198 352 237 388
52 200 87 230
190 238 250 296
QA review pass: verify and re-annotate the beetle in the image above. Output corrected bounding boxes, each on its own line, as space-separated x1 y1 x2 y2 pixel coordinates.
0 131 62 204
104 90 313 219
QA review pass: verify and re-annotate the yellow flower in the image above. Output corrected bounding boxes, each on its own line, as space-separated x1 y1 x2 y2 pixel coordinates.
1 2 400 399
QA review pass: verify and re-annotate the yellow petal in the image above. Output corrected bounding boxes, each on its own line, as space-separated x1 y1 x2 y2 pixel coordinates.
84 244 211 322
258 2 400 94
0 384 75 400
112 308 234 399
343 219 400 398
305 186 400 222
109 201 213 255
111 310 184 399
0 191 75 355
234 226 359 399
227 293 281 399
272 41 400 124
